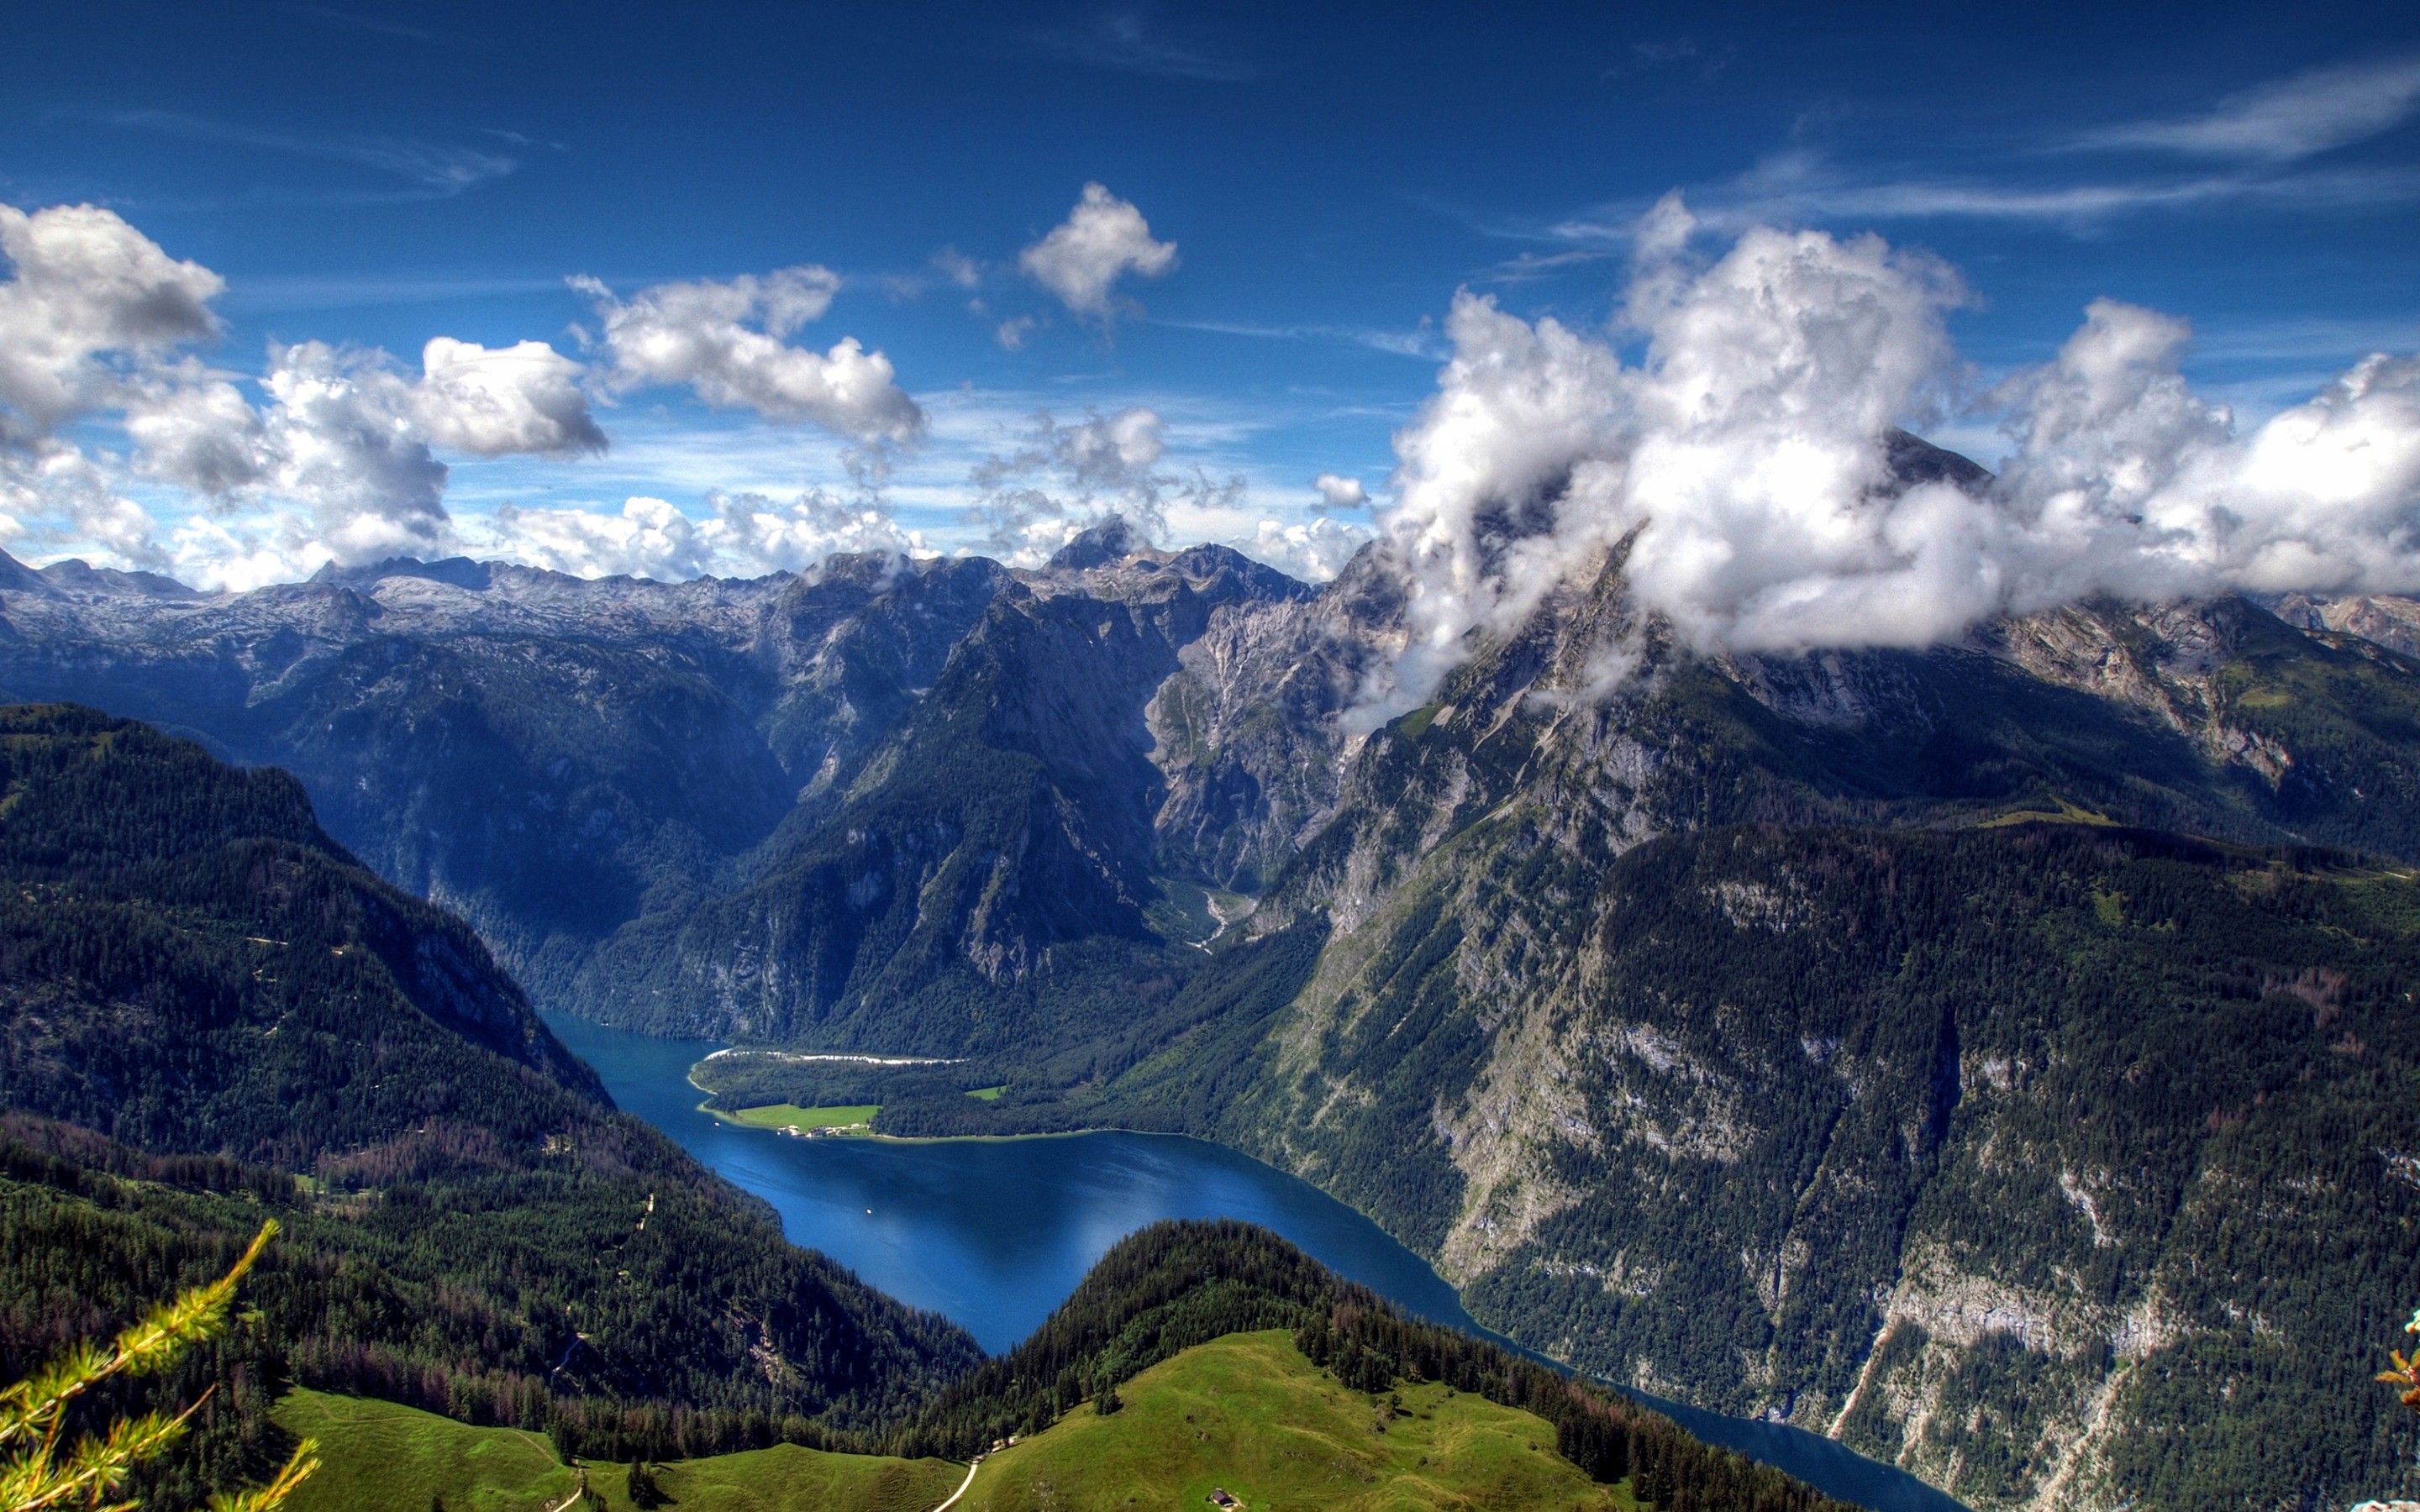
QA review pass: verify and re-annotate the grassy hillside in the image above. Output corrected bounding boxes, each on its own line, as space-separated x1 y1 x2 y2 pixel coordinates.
892 1221 1850 1511
275 1334 1638 1512
273 1389 965 1512
964 1330 1638 1511
280 1215 1844 1508
274 1392 577 1512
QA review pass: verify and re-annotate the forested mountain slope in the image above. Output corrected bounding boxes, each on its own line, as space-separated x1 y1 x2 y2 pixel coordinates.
791 810 2420 1509
0 707 1863 1510
0 706 976 1504
0 553 1015 1000
578 528 1302 1048
1217 822 2420 1508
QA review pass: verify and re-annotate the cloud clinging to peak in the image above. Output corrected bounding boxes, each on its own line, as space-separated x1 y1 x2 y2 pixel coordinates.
1361 195 2420 716
1019 184 1177 324
968 404 1172 560
1251 515 1370 581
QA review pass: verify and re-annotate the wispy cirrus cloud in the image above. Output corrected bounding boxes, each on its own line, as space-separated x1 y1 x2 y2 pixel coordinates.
1023 9 1255 81
218 273 576 314
280 3 481 48
1473 248 1622 285
1664 152 2420 230
2188 312 2420 366
87 110 518 197
1522 150 2420 252
1476 54 2420 265
1152 317 1445 360
2065 54 2420 161
1604 36 1733 80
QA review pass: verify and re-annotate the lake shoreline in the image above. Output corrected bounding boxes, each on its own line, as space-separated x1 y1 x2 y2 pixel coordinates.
555 1010 1968 1512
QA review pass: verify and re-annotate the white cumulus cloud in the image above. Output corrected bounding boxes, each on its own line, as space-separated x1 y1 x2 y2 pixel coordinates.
479 495 709 580
1 441 163 570
967 405 1187 562
1018 183 1177 323
0 202 222 439
121 360 271 497
578 267 923 444
413 337 606 456
1994 301 2420 597
0 199 615 579
257 340 453 562
1249 516 1371 581
1312 472 1369 512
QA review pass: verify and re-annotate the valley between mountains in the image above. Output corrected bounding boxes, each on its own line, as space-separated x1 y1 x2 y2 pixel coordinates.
8 437 2420 1509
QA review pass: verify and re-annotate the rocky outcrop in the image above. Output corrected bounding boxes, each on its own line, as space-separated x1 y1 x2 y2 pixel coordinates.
2273 591 2420 659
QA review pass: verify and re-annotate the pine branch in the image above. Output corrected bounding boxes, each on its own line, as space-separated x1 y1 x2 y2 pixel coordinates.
0 1221 308 1512
206 1439 320 1512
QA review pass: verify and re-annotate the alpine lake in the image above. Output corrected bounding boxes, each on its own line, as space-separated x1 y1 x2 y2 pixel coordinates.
544 1011 1969 1512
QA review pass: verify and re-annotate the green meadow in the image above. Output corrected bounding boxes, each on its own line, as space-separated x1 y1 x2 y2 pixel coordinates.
723 1101 881 1133
273 1389 964 1512
274 1391 576 1512
962 1331 1639 1511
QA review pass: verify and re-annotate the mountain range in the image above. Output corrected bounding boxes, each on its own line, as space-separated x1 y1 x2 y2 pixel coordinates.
8 435 2420 1509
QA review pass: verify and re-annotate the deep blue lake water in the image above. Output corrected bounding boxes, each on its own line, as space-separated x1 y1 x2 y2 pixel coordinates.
544 1011 1966 1512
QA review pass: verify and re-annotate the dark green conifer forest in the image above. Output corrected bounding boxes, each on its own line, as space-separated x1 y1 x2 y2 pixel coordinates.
0 706 977 1502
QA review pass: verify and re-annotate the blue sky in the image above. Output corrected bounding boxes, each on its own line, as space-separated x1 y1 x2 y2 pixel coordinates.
3 0 2417 587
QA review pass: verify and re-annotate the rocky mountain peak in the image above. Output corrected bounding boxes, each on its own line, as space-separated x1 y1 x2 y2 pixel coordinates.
1047 514 1148 571
2270 590 2420 659
308 554 498 593
0 550 207 602
1881 427 1993 491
